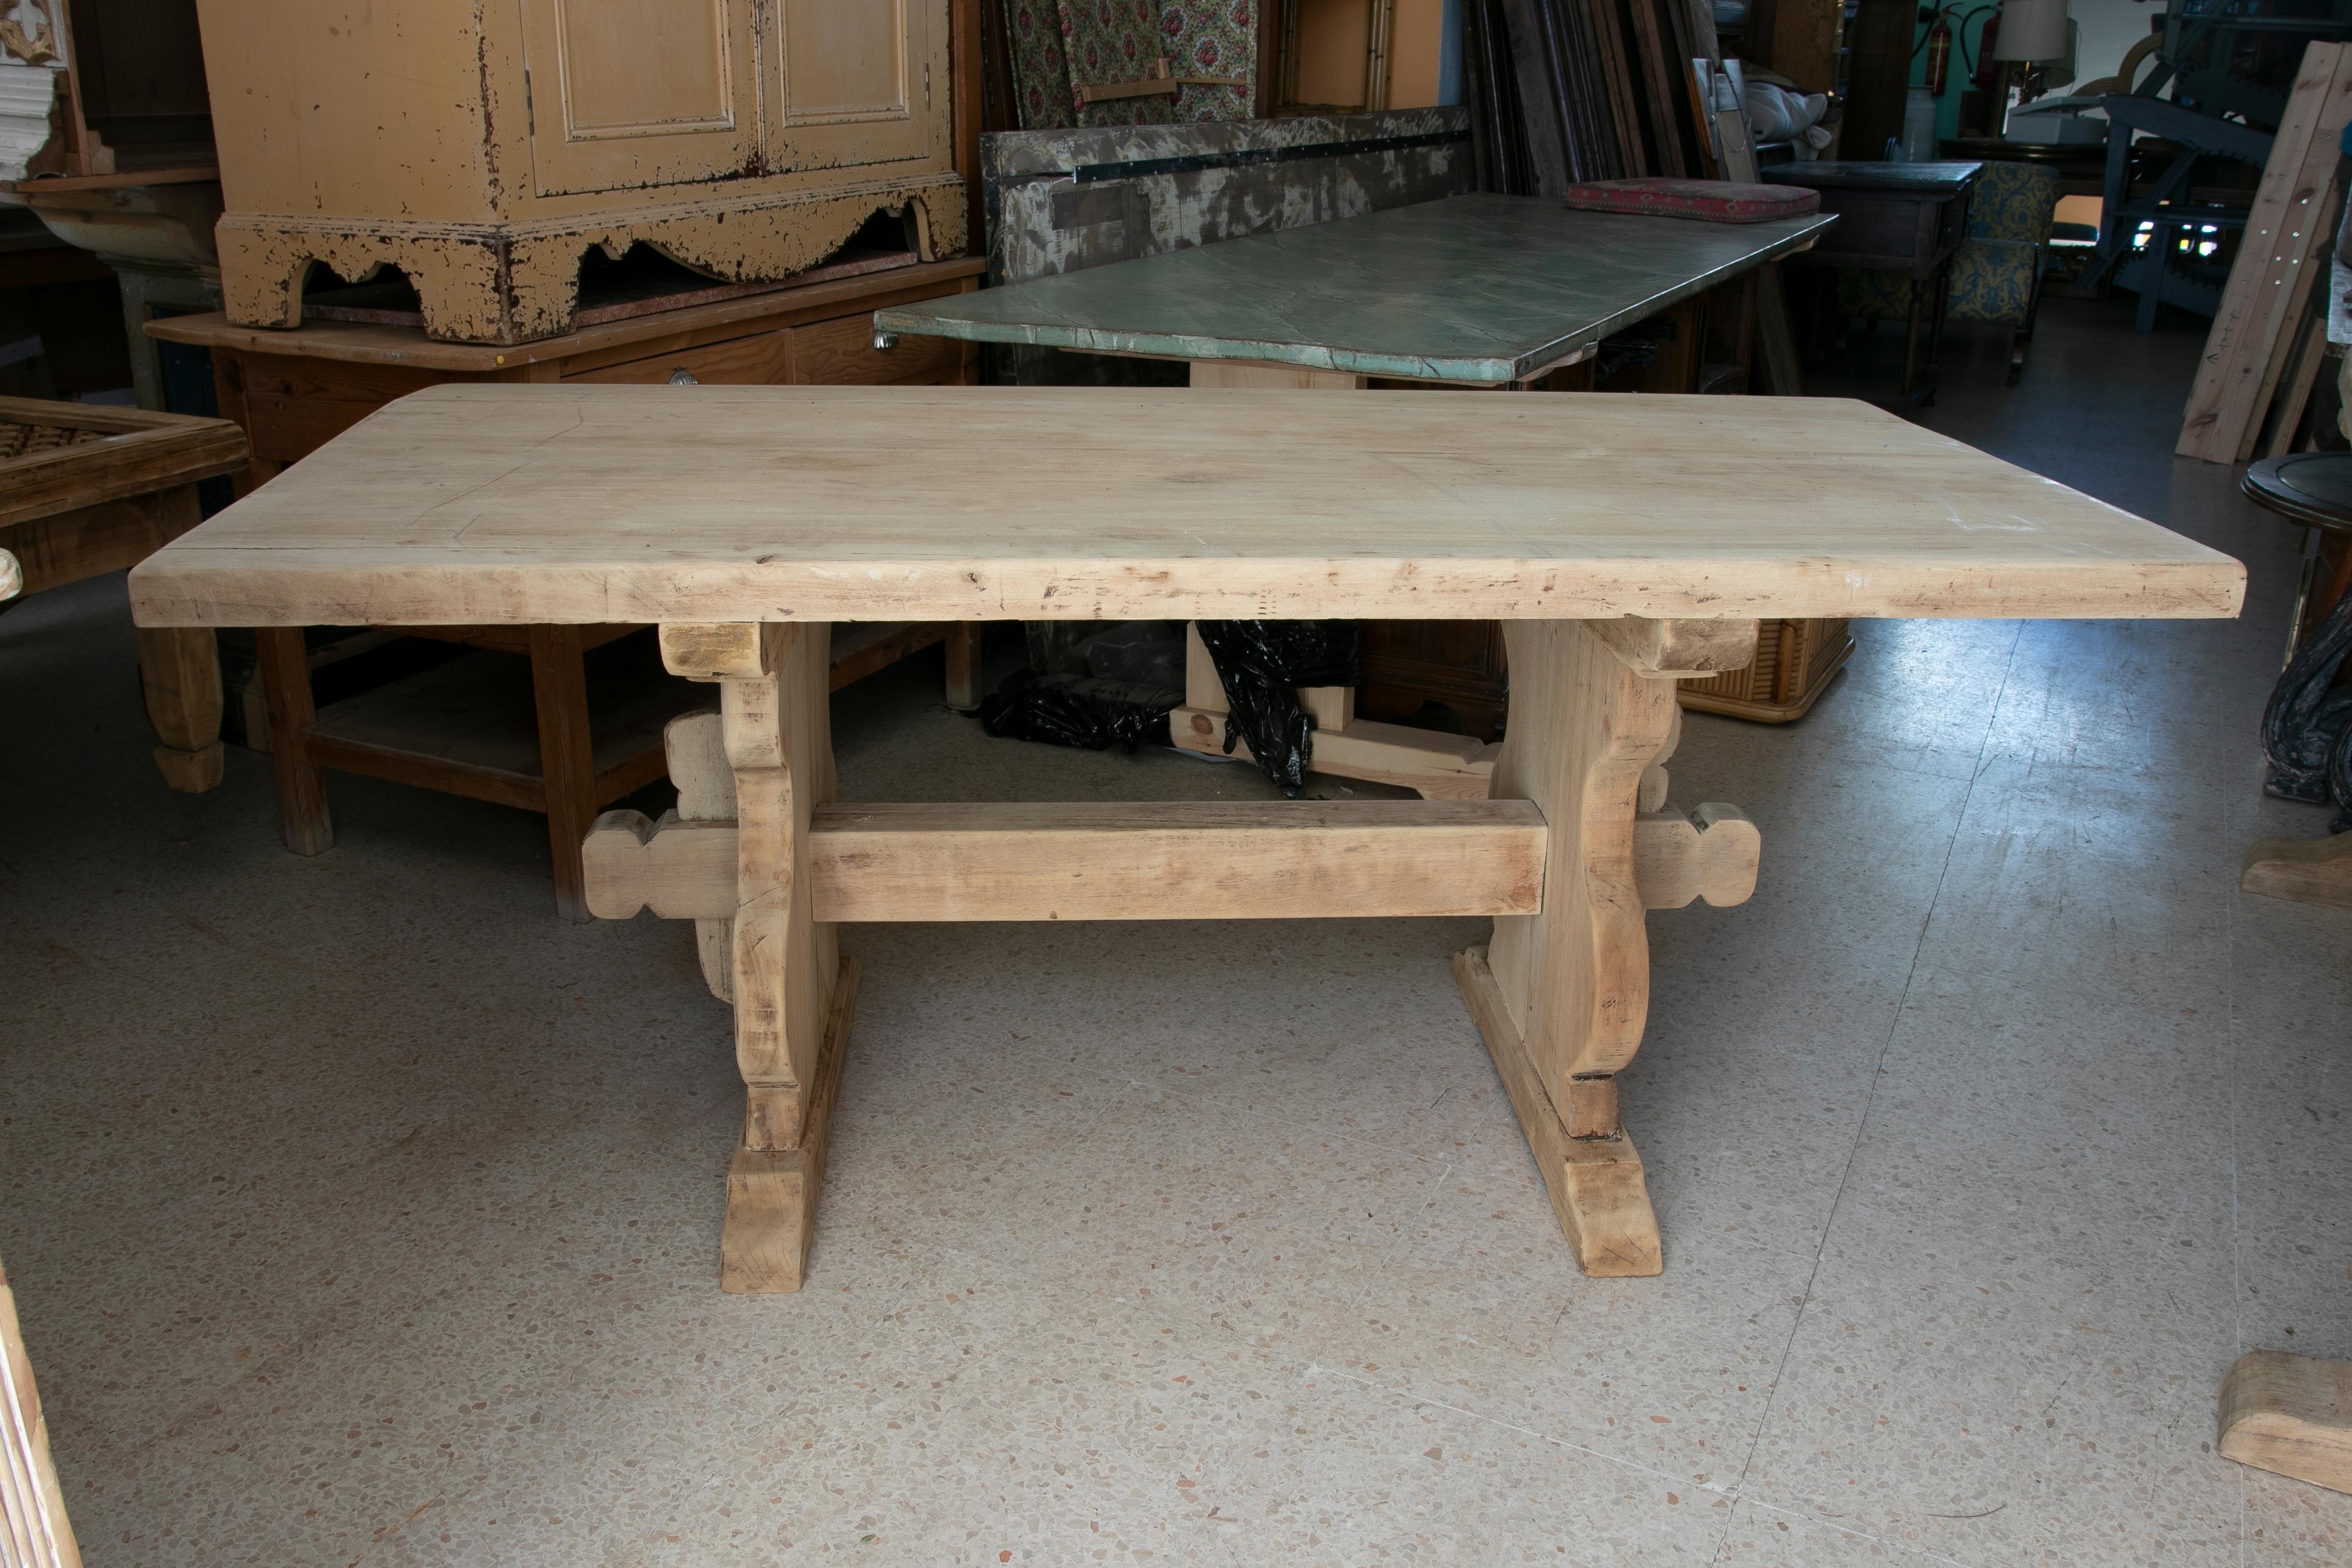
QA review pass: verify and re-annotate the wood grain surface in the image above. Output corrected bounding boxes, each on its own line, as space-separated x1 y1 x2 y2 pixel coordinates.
128 385 2245 629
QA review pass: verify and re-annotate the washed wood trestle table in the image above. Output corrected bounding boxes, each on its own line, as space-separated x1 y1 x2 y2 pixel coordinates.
128 384 2246 1292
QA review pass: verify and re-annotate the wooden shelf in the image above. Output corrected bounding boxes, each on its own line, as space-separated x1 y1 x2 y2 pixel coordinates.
304 635 702 812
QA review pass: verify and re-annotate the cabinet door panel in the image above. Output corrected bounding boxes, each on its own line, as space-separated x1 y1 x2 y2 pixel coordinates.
523 0 761 195
764 0 941 173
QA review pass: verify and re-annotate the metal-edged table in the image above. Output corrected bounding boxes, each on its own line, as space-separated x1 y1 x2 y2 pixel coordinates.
129 382 2242 1293
877 193 1831 386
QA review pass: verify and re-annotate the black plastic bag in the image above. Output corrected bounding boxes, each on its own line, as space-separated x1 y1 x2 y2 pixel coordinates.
1194 619 1359 793
978 669 1179 752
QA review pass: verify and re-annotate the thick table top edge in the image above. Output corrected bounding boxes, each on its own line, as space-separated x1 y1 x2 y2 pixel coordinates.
874 210 1836 382
128 550 2248 629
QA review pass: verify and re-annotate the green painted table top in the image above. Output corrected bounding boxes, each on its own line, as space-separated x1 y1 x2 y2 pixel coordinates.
1761 161 1984 195
873 193 1835 384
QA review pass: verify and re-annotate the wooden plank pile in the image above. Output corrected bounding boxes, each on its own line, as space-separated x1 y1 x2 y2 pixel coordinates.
1461 0 1724 192
2177 41 2352 464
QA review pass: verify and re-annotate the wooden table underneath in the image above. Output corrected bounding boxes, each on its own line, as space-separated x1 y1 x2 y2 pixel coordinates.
147 259 987 918
1 396 248 791
1764 161 1983 401
129 384 2244 1292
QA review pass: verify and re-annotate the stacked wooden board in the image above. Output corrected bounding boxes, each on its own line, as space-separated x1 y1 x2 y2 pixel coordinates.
1464 0 1723 191
2178 42 2352 464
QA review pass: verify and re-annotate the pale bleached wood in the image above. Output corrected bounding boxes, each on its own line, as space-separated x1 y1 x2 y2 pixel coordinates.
1454 946 1661 1276
1634 803 1759 909
664 709 737 1001
126 385 2247 630
584 800 1549 922
813 801 1540 921
2241 831 2352 911
0 1248 83 1568
703 622 838 1157
2181 43 2352 461
1639 701 1683 813
1181 622 1350 729
1170 707 1499 799
1184 622 1226 711
1189 360 1368 389
1487 619 1676 1082
584 797 1763 921
2218 1349 2352 1493
1584 615 1760 676
135 622 224 794
720 955 859 1294
584 811 741 919
661 623 772 682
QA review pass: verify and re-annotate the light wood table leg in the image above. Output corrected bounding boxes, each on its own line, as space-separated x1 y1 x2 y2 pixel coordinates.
660 622 847 1293
137 624 223 792
1456 618 1758 1276
255 624 333 855
137 485 224 793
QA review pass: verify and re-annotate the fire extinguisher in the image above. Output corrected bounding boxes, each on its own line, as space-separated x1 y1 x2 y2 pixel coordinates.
1925 7 1955 97
1974 5 2004 92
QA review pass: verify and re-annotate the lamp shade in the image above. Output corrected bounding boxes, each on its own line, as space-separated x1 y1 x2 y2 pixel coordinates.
1995 0 2071 62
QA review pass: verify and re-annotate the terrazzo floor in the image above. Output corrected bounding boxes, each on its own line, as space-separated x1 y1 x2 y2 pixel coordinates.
2 298 2348 1566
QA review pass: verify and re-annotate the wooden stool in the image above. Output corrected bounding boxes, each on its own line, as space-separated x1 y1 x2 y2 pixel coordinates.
2239 452 2352 910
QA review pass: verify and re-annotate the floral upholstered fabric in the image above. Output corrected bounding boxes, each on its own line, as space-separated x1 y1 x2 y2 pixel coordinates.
1007 2 1258 131
1840 161 2061 328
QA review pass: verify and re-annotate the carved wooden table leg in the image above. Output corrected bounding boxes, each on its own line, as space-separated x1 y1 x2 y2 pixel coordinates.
1456 618 1760 1277
135 624 224 792
659 622 853 1293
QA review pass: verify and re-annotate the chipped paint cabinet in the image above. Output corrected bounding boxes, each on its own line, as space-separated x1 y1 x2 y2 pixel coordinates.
193 0 966 345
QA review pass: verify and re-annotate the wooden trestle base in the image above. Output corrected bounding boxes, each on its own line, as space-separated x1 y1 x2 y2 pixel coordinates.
594 615 1762 1292
722 955 858 1294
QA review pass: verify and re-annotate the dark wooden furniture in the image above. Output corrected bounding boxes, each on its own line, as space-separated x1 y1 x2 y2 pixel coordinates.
0 395 246 790
2246 451 2352 663
2240 451 2352 910
1764 160 1983 398
147 259 987 920
1842 0 1922 161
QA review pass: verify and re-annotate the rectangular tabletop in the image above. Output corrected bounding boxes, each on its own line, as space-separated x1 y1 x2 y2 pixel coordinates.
1761 161 1984 196
872 194 1837 384
128 384 2244 630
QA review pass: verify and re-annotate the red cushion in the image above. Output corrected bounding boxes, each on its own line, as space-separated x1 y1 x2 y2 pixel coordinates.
1559 178 1822 223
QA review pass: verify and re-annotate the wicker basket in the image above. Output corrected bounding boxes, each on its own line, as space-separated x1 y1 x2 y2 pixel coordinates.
1678 618 1853 723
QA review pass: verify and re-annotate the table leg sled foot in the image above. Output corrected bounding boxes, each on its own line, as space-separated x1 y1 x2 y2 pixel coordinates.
1454 947 1661 1276
722 955 858 1294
